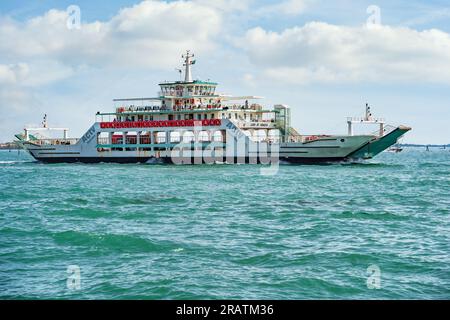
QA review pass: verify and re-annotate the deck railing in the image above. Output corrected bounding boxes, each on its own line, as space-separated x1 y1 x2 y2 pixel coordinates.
372 124 396 137
115 104 266 114
347 117 386 123
235 121 276 129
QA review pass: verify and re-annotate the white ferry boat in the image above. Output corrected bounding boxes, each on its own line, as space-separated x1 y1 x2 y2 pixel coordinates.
16 51 411 164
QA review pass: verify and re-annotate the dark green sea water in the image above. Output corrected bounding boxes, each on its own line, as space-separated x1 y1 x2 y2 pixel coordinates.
1 148 449 299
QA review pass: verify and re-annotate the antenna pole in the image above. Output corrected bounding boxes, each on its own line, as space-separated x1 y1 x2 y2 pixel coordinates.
182 50 195 82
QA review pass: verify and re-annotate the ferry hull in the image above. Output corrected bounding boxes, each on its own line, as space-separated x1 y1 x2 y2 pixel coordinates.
18 120 411 165
31 155 347 164
32 156 154 164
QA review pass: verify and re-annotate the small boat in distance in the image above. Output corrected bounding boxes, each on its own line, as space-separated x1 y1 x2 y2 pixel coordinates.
15 51 411 164
387 145 404 153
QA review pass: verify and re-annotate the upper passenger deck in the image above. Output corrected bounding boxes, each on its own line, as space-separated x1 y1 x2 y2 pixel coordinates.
95 51 280 126
98 97 272 115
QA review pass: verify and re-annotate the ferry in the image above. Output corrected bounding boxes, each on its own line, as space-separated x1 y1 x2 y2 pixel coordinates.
15 51 411 164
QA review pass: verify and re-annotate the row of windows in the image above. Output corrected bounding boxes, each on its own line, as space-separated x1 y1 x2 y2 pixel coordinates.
118 112 261 122
223 113 260 121
100 147 225 153
119 113 216 122
161 85 215 96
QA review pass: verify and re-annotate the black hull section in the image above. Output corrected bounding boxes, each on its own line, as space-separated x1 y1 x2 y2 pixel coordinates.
280 157 347 164
35 157 153 164
34 156 348 164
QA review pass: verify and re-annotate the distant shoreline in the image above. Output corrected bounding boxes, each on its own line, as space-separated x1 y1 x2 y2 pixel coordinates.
0 143 20 150
398 144 450 148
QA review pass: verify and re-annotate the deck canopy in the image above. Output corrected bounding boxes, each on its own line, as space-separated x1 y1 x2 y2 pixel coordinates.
113 97 161 102
217 95 263 101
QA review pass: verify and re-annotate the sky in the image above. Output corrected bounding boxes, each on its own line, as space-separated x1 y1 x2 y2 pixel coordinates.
1 0 449 144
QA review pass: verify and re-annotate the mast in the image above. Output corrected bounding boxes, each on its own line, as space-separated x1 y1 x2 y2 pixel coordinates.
365 103 372 121
347 103 385 137
182 50 195 82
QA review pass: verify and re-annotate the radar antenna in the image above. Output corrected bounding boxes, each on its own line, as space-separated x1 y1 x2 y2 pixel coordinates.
175 68 183 81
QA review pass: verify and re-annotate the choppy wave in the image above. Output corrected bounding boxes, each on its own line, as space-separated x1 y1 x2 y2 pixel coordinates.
1 149 449 299
50 230 179 253
0 160 34 164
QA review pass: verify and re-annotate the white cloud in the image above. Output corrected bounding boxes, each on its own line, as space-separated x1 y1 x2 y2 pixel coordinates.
0 63 29 85
0 86 37 115
242 73 257 87
240 22 450 85
0 61 76 87
0 0 222 70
